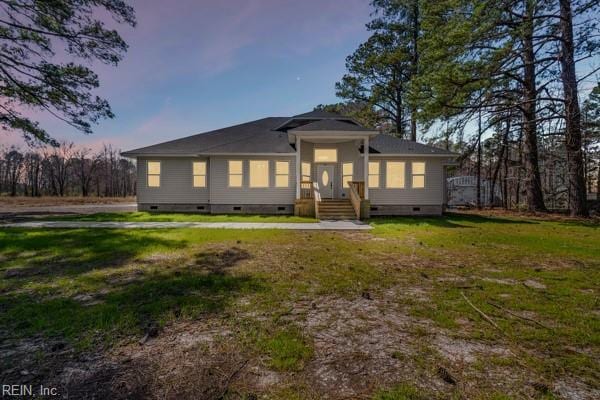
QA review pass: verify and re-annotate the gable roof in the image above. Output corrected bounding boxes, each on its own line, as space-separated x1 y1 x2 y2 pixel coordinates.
122 113 456 157
291 119 373 132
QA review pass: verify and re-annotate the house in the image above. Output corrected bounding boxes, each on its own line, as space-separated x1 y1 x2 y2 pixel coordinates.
122 111 456 219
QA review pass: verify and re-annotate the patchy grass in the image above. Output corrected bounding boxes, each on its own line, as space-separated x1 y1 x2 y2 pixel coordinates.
257 327 312 371
42 211 317 223
373 384 431 400
0 212 598 399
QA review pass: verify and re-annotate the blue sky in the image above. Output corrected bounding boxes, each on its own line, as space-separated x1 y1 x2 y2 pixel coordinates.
4 0 373 151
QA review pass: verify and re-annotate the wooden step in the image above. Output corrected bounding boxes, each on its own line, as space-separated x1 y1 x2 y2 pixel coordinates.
317 199 356 220
319 215 357 220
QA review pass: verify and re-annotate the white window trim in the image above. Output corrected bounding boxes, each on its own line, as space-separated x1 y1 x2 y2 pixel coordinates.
368 161 380 188
228 160 243 188
249 160 270 188
275 160 290 188
342 162 353 188
147 161 161 188
386 161 406 189
301 162 311 182
313 148 338 163
192 161 207 188
412 162 426 189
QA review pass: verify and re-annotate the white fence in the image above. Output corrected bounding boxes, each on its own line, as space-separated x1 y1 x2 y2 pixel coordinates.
447 176 502 207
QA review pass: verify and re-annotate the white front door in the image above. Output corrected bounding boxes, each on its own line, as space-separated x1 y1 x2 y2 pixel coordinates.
317 165 334 199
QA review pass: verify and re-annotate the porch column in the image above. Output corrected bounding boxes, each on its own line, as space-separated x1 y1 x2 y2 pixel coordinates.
364 136 369 200
295 137 301 199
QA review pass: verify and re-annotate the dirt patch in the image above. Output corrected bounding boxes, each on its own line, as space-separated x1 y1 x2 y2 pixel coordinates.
433 335 511 364
189 247 251 274
298 293 439 398
55 319 255 400
523 279 547 290
0 334 74 387
138 252 186 265
482 277 518 285
554 379 600 400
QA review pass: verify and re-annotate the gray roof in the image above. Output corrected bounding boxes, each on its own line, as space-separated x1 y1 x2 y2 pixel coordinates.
291 119 373 132
292 110 349 119
369 134 455 155
122 117 293 156
122 114 456 157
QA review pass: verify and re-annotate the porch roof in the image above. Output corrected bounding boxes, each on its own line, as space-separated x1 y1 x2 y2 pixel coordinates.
291 119 373 132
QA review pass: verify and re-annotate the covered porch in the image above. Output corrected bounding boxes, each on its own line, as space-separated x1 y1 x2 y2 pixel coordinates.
291 131 377 220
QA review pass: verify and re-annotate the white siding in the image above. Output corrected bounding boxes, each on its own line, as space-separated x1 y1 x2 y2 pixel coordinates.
135 152 446 207
369 157 445 205
209 156 296 204
137 157 209 203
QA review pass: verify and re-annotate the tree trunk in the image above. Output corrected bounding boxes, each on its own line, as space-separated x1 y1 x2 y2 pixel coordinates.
597 158 600 201
476 111 482 209
559 0 588 217
521 0 546 212
491 118 511 207
409 0 419 142
503 144 509 209
395 80 405 138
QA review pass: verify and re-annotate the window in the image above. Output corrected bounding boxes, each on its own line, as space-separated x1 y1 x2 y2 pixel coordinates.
301 162 311 182
275 161 289 188
368 161 380 188
386 161 405 188
192 161 206 187
342 162 353 188
147 161 160 187
249 160 269 188
412 162 426 188
228 160 243 187
314 148 337 162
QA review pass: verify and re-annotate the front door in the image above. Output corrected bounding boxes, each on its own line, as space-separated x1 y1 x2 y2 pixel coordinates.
317 165 334 199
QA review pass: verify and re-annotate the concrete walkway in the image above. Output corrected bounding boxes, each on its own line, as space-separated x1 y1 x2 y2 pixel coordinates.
1 220 372 230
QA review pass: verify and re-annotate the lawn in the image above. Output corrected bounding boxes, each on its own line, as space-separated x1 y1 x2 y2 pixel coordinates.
0 213 598 399
42 211 317 223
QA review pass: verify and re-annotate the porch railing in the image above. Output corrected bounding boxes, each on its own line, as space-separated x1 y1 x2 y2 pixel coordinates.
300 180 313 199
313 182 322 219
348 181 365 219
313 182 321 203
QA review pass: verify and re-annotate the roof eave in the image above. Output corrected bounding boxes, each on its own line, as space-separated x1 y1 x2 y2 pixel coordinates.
120 151 296 158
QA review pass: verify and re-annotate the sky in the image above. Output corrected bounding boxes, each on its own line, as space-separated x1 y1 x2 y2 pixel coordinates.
3 0 373 151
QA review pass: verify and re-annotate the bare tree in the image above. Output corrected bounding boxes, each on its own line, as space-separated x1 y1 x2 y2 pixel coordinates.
5 148 24 196
72 148 97 197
